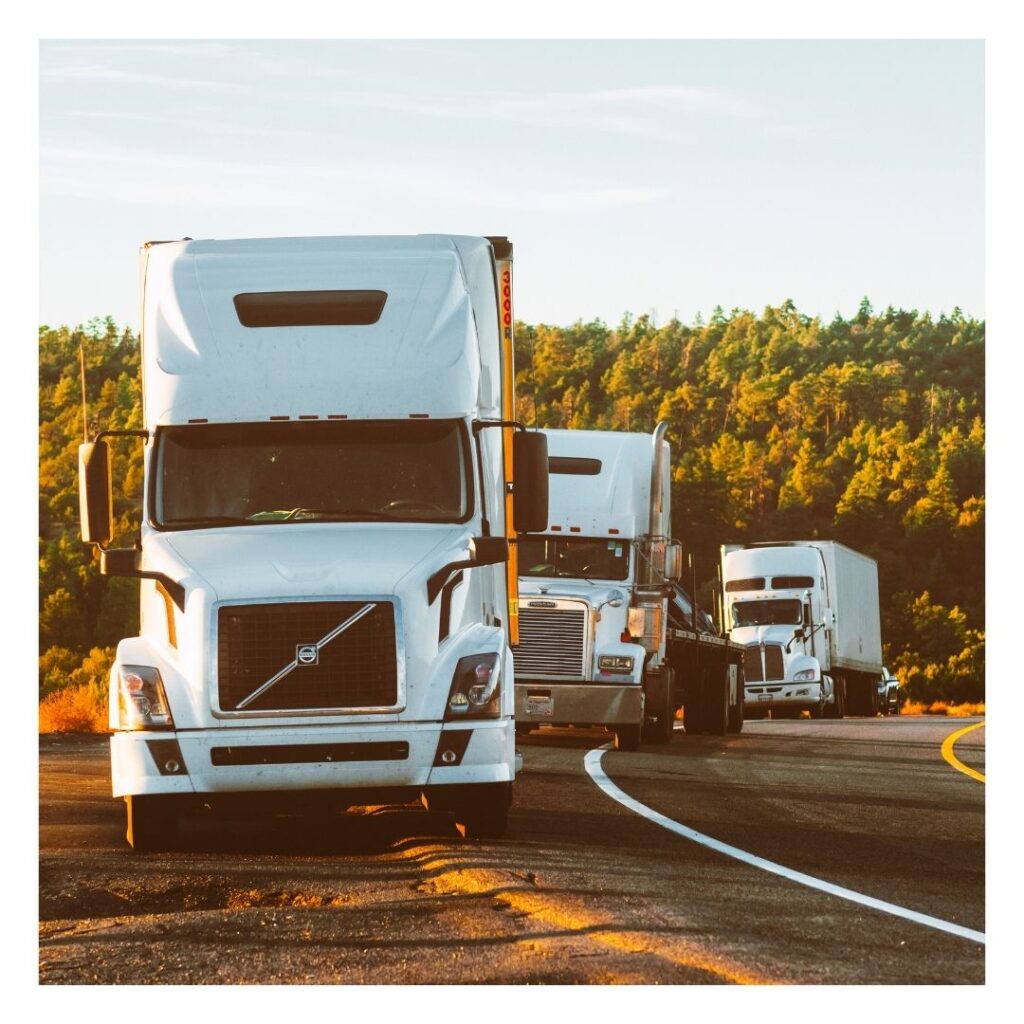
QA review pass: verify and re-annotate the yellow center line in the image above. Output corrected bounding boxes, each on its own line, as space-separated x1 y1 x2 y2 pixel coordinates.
941 720 986 783
409 855 774 985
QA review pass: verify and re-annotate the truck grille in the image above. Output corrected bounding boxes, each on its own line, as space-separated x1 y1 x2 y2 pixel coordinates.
516 606 588 679
743 643 785 683
217 601 398 713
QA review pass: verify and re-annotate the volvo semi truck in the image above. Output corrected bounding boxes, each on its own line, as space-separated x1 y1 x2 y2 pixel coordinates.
78 234 548 848
513 425 744 750
721 541 883 718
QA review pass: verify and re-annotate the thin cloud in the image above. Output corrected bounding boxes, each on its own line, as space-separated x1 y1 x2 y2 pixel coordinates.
40 143 669 215
39 64 248 92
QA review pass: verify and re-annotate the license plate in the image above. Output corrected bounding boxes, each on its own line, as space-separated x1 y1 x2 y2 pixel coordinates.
757 694 772 703
526 696 554 717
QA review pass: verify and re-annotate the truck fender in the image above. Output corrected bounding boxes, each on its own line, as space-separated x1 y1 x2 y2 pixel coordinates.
787 653 822 683
111 634 200 730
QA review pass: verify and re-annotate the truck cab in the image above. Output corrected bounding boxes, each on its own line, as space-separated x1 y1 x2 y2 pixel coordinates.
513 426 680 750
721 544 834 718
78 234 548 847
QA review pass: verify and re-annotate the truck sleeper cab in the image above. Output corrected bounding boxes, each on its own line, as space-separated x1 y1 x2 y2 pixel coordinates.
79 234 548 848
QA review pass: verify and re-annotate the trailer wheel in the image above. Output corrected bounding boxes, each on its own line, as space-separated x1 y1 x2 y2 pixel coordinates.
613 724 643 751
451 782 512 840
824 675 845 719
125 795 179 852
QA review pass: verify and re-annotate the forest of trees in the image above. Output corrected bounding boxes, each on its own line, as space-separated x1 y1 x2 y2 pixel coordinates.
38 300 985 723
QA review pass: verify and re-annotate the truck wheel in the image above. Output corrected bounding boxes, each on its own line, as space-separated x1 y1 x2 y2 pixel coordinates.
645 707 676 744
727 692 745 734
824 676 845 719
613 724 643 751
452 782 512 841
707 675 729 736
125 795 179 852
808 700 824 719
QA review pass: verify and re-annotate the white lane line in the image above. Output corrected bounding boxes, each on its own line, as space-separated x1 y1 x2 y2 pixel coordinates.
584 745 985 946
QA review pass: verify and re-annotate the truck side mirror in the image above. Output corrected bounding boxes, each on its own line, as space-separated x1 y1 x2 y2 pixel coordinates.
513 431 549 534
79 441 113 546
664 542 683 582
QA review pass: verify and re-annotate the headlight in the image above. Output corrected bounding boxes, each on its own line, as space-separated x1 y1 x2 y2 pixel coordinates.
599 655 635 672
792 668 818 682
445 653 501 720
117 665 174 730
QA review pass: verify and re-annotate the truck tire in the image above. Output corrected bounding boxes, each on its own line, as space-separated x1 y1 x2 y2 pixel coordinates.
706 674 729 736
644 668 676 744
449 782 512 841
824 675 845 719
125 795 179 852
613 724 643 751
727 690 745 733
645 707 676 744
683 699 704 734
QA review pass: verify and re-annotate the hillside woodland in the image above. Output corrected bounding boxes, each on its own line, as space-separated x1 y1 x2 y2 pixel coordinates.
38 302 984 725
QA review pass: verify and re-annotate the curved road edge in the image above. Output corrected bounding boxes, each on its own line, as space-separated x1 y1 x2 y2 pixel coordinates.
583 745 986 946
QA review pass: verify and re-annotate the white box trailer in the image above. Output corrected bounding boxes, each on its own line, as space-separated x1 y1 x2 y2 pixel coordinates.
78 234 549 848
721 540 883 718
815 542 883 675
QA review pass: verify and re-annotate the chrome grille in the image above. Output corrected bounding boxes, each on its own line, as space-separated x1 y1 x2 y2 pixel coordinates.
217 600 398 713
764 644 784 681
743 645 763 683
515 606 588 679
743 643 785 683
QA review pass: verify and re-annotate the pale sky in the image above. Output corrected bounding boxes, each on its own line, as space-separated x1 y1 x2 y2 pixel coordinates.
39 39 984 330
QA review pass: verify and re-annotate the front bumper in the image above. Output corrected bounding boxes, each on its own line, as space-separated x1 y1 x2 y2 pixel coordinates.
110 719 514 798
744 682 823 710
514 681 643 726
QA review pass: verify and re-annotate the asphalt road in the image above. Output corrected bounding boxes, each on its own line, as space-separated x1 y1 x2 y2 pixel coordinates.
38 715 985 985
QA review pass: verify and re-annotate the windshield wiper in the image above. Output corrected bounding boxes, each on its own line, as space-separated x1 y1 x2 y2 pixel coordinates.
247 507 407 522
163 515 250 527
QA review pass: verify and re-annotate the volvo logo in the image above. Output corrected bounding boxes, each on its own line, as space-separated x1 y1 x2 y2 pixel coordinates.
296 644 319 666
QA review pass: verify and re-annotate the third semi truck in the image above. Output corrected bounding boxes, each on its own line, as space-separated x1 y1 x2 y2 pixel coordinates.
720 541 884 718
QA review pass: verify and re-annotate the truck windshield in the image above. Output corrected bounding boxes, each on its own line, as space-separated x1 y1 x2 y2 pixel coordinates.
153 420 471 527
519 537 630 581
731 599 802 627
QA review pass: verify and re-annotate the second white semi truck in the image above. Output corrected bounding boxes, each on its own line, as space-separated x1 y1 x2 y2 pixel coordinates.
720 541 884 718
78 233 549 848
513 425 744 749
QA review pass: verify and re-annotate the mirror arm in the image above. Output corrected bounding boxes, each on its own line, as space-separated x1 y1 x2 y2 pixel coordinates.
99 548 186 611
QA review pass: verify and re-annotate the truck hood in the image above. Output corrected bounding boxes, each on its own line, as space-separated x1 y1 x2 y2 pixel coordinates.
518 577 629 609
158 523 469 601
731 624 801 647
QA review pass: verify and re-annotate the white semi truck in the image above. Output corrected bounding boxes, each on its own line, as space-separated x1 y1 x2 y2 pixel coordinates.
78 234 549 849
720 541 883 718
514 425 744 750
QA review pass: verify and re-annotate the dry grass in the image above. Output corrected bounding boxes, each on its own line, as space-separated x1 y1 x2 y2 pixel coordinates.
38 682 108 734
900 700 985 717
